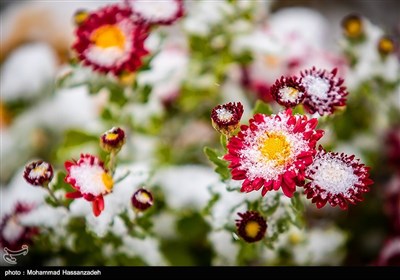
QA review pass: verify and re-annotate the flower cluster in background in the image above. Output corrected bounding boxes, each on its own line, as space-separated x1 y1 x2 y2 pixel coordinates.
0 0 399 266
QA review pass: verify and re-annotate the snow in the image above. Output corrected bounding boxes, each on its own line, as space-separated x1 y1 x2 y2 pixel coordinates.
1 43 57 101
209 230 239 265
120 236 166 266
152 165 215 211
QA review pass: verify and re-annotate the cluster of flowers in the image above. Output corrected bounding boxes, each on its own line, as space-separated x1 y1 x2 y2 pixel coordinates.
211 65 373 242
0 127 153 250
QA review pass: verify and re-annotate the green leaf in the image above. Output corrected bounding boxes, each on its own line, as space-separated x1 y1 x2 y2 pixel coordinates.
203 146 230 180
291 192 304 212
202 192 220 215
252 100 273 115
62 129 99 148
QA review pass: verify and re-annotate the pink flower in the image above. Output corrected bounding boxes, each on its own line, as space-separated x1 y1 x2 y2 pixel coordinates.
270 76 305 108
236 211 267 243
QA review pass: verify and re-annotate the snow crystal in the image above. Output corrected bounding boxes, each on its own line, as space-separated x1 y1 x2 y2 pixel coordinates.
301 75 330 99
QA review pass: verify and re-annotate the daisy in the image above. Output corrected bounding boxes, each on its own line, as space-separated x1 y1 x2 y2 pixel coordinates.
224 109 324 197
131 188 153 211
72 5 149 76
23 160 53 187
211 102 244 137
0 203 38 250
270 76 306 108
65 154 114 217
300 67 348 116
304 147 373 210
236 211 267 243
126 0 184 25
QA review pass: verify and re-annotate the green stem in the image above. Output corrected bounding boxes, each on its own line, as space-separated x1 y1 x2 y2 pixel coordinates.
44 183 69 210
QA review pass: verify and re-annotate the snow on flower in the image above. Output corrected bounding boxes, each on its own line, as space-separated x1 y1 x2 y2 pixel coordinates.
375 237 400 266
73 4 149 76
23 160 53 187
300 67 348 116
126 0 184 25
211 102 244 137
304 147 373 209
270 76 305 108
65 154 114 217
100 127 126 153
131 188 153 211
224 109 324 198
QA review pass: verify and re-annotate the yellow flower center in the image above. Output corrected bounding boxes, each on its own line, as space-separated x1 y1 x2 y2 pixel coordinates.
287 87 299 97
378 38 394 54
245 221 261 238
259 133 291 166
344 19 362 37
101 172 114 192
91 25 126 49
289 232 303 244
137 191 151 203
105 133 119 141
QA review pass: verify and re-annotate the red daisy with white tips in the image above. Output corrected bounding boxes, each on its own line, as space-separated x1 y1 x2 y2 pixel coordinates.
126 0 184 25
270 76 306 108
65 154 114 217
73 5 149 76
300 67 348 116
224 109 324 198
304 147 373 210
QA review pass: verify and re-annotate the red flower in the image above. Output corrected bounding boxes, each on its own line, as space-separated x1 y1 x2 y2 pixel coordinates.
270 76 305 108
0 203 38 250
211 102 244 136
386 127 400 172
126 0 184 25
304 147 373 210
236 211 267 243
23 160 53 187
224 109 323 198
100 127 126 153
65 154 114 217
131 188 153 211
72 5 149 76
300 67 348 116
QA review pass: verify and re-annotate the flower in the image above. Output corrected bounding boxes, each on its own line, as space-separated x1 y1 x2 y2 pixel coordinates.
23 160 53 187
341 14 363 39
224 109 323 197
126 0 184 25
377 35 396 57
386 127 400 171
131 188 153 211
73 9 89 26
300 67 348 116
65 154 114 217
100 127 126 153
270 76 305 108
304 147 373 210
0 203 38 250
72 5 149 76
236 211 267 243
211 102 244 137
375 237 400 266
